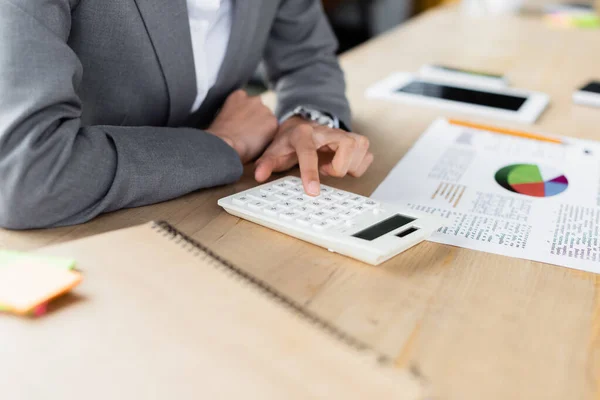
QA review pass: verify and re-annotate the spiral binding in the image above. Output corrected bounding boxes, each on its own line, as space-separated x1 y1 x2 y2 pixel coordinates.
151 220 391 364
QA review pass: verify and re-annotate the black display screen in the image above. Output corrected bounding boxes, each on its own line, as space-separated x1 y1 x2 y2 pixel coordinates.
581 82 600 94
397 227 419 238
352 215 416 241
396 80 527 111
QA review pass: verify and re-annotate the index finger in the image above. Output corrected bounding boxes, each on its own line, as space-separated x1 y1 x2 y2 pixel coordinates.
290 124 320 196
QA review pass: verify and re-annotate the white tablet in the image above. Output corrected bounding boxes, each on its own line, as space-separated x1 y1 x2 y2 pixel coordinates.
573 81 600 108
366 72 550 124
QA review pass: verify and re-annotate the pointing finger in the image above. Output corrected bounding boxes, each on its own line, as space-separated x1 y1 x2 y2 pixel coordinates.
290 125 320 196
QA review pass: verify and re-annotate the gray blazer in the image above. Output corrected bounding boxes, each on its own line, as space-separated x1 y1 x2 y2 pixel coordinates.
0 0 350 229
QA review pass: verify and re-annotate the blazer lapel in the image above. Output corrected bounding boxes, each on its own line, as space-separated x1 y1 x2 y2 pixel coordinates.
212 0 260 91
134 0 197 127
190 0 262 127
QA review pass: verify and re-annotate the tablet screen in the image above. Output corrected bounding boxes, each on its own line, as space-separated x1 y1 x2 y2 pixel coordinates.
396 80 527 111
581 82 600 94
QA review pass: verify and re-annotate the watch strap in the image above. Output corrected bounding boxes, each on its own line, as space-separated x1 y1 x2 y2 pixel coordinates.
280 106 340 129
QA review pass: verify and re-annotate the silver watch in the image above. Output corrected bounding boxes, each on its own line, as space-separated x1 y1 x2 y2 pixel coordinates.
280 106 339 129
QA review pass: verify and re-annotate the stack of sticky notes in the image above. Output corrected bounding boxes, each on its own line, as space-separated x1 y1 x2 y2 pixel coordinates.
0 251 81 317
543 4 600 29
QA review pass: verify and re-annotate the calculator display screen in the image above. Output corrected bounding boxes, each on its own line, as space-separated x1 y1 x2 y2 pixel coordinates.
352 215 415 241
396 80 527 111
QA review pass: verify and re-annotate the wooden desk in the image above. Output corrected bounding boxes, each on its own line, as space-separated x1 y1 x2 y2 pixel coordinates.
2 6 600 400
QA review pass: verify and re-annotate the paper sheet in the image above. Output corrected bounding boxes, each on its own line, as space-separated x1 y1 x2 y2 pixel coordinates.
372 119 600 274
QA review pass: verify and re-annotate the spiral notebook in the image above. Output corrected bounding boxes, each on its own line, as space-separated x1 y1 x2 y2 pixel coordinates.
0 221 427 399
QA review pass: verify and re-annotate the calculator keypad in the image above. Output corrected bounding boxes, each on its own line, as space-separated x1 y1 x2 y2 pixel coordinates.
234 179 381 232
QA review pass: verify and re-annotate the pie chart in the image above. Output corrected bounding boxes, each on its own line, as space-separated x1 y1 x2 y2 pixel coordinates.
495 164 568 198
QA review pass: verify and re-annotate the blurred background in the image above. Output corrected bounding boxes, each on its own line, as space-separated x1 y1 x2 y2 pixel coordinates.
323 0 458 52
248 0 599 93
323 0 599 51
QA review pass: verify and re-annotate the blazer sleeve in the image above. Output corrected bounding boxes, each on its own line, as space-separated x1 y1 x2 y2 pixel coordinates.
0 0 243 229
263 0 352 130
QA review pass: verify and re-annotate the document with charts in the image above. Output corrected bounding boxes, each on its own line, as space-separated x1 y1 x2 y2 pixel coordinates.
372 118 600 274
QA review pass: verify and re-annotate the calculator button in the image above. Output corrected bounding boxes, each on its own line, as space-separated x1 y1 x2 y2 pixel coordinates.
248 201 266 210
340 210 358 220
280 211 301 221
289 196 308 205
284 177 302 186
232 196 250 205
323 205 343 215
288 186 304 194
347 196 365 204
278 201 295 210
319 186 334 194
260 187 280 195
247 192 263 200
352 205 368 214
296 216 315 226
331 191 350 200
263 205 281 216
363 199 379 209
312 211 329 221
262 196 280 205
274 182 293 190
312 221 334 231
247 192 278 204
294 206 311 214
338 200 353 209
274 191 293 200
320 196 337 205
307 200 325 209
326 215 344 225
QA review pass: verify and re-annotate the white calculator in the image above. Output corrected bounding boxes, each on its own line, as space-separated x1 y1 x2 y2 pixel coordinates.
218 177 443 265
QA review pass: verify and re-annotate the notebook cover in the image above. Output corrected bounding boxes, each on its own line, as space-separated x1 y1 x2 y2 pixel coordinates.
0 221 428 399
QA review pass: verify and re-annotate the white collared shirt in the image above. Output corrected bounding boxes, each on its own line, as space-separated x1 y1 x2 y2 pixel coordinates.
187 0 232 113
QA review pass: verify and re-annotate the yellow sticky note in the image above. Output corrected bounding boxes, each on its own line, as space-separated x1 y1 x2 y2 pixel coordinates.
0 260 82 315
0 251 76 312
